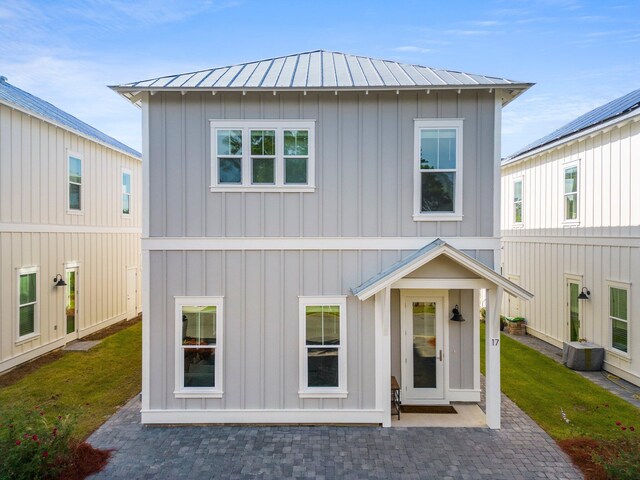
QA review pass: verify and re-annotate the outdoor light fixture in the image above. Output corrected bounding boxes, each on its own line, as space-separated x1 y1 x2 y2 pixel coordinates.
578 287 590 300
53 274 67 287
450 305 464 321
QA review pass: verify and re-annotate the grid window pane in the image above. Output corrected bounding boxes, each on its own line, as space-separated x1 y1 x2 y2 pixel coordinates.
182 306 216 345
514 181 522 202
307 348 339 387
565 194 577 220
610 287 627 320
285 158 307 184
122 173 131 194
69 157 82 183
306 305 340 346
183 348 215 387
420 129 456 170
19 304 35 337
251 130 275 155
284 130 308 155
217 130 242 155
421 172 455 212
252 157 275 184
122 194 130 214
515 203 522 223
564 167 577 194
218 158 242 183
612 319 628 352
19 273 36 304
69 183 81 210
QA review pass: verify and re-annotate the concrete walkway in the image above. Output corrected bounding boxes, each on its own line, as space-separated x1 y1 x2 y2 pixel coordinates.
88 393 580 479
504 332 640 409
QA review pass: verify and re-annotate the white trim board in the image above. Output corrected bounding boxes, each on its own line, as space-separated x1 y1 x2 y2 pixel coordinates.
142 237 501 251
501 235 640 248
0 224 142 234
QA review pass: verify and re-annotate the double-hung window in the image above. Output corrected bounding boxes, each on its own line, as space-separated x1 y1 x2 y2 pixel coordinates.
299 296 347 398
17 267 38 341
211 120 315 191
414 119 463 221
174 297 223 397
68 154 82 212
609 285 629 354
513 178 523 225
122 169 132 215
563 164 578 222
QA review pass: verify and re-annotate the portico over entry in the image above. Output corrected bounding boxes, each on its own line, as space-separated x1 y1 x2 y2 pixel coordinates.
352 239 533 429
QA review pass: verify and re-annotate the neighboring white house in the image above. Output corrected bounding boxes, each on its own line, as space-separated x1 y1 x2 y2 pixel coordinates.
501 88 640 386
0 76 142 374
112 50 532 428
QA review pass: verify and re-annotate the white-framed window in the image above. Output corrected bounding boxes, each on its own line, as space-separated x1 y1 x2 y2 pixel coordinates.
608 283 630 355
513 177 523 225
413 119 464 221
298 296 347 398
122 168 132 215
67 152 83 213
174 296 224 398
210 120 315 192
17 266 39 341
563 164 578 222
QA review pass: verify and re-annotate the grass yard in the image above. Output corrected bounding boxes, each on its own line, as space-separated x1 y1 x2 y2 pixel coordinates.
480 323 640 478
0 320 142 441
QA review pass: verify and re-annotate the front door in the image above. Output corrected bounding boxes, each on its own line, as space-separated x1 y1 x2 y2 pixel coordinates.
126 267 137 320
403 296 445 403
567 279 581 341
65 267 79 341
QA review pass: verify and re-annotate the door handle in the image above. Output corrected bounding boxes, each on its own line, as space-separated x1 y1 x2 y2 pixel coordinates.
439 350 443 361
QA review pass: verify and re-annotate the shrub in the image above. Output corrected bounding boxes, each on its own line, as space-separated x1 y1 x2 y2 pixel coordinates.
510 317 526 323
0 408 75 480
592 426 640 480
479 307 486 321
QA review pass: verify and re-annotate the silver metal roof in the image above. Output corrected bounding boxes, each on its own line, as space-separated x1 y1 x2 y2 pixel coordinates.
111 50 532 105
505 87 640 162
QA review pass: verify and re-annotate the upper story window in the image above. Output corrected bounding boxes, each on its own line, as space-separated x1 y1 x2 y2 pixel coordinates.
413 119 463 221
609 284 629 355
68 153 83 212
210 120 315 192
563 164 578 222
17 267 38 341
122 169 132 215
513 178 523 225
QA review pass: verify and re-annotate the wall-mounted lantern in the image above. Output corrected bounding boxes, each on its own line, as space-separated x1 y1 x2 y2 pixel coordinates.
450 304 464 321
53 274 67 287
578 287 590 300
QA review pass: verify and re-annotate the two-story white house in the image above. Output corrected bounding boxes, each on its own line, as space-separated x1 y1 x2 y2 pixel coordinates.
0 77 142 374
501 88 640 386
112 50 532 428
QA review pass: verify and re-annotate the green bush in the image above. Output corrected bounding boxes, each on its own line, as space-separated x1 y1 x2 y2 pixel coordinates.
510 317 526 323
0 408 75 480
479 307 486 321
592 435 640 480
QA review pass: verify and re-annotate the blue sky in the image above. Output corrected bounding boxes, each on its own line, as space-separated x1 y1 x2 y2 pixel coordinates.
1 0 639 155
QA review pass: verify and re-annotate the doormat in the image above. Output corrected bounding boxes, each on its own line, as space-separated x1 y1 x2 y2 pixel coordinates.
400 405 457 414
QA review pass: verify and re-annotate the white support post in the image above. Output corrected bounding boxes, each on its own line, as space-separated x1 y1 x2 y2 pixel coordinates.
374 288 391 427
485 286 504 429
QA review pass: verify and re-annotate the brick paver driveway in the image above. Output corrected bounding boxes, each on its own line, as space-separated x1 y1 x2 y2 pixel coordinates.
88 393 581 479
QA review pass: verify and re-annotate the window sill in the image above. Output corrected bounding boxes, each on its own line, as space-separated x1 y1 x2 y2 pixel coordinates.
606 348 630 362
210 186 315 193
512 223 525 229
562 220 580 226
413 214 463 222
174 390 223 399
66 210 84 216
15 333 40 346
298 390 348 399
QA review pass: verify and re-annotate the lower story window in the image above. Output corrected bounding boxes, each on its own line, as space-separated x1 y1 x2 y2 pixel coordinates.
175 297 223 397
299 296 347 397
17 267 38 340
609 286 629 354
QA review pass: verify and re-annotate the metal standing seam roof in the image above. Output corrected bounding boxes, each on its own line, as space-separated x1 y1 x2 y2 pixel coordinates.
505 87 640 162
0 76 141 158
111 50 532 105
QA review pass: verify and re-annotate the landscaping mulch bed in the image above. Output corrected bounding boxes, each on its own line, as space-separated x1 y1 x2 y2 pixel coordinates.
58 443 112 480
559 438 607 480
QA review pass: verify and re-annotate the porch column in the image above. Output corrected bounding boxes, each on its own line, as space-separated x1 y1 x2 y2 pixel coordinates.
485 286 504 429
374 288 391 427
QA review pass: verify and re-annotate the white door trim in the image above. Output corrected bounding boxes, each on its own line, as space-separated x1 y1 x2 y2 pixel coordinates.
564 274 583 342
64 264 79 342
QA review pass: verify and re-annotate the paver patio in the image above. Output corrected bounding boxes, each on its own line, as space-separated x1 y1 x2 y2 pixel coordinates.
88 390 581 479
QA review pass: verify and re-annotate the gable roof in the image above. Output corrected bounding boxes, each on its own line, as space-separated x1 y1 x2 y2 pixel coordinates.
352 238 533 301
0 76 141 159
505 88 640 164
110 50 532 106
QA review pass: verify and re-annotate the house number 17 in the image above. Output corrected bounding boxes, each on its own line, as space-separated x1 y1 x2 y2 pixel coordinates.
491 338 500 346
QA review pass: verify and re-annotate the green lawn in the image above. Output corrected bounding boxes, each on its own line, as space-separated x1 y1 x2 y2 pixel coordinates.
0 321 142 440
480 323 639 441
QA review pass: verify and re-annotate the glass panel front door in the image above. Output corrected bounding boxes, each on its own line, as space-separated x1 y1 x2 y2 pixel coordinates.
66 269 77 337
569 282 580 341
413 302 437 388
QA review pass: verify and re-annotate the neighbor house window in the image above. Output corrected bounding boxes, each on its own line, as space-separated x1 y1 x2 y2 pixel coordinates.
564 165 578 221
299 296 347 398
414 119 463 221
174 297 223 397
17 267 38 340
609 285 629 354
68 154 82 212
211 120 315 191
122 169 132 215
513 178 523 224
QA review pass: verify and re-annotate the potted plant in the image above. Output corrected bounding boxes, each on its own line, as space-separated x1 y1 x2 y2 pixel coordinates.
505 316 526 335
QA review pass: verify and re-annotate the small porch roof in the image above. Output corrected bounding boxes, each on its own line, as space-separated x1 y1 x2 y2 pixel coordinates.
352 239 533 301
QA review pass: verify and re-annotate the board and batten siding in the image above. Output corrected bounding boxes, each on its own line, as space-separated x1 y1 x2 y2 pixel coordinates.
0 103 142 372
147 90 498 239
501 115 640 385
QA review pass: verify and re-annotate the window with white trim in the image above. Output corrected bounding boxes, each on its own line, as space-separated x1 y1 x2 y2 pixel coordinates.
563 165 578 221
17 267 38 340
299 296 347 397
609 285 629 354
122 169 132 215
68 154 82 212
210 120 315 191
513 178 523 225
175 297 223 397
414 119 463 221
